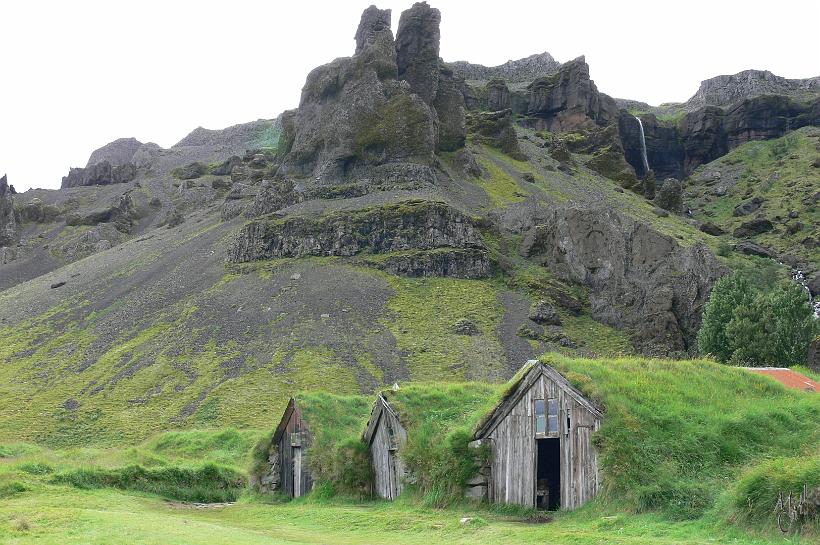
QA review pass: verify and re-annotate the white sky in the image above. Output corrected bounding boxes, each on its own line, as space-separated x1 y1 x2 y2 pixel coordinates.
2 0 818 192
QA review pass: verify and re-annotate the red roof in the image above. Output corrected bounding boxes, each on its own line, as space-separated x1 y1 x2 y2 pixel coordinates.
744 368 818 392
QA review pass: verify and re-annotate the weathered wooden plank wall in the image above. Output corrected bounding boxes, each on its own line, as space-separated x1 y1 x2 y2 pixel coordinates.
485 371 601 509
276 407 313 498
369 402 408 500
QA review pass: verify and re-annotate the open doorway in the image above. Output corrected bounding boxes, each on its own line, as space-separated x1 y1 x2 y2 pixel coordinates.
536 438 561 510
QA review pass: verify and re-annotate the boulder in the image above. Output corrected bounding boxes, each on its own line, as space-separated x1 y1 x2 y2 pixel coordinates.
451 318 479 335
453 149 482 178
654 178 683 213
174 162 207 180
211 155 242 176
699 221 725 236
735 240 775 258
733 218 773 237
733 197 763 217
18 198 61 223
529 300 561 325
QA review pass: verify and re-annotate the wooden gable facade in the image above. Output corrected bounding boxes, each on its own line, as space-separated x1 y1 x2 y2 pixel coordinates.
473 361 603 510
362 395 408 500
271 398 314 498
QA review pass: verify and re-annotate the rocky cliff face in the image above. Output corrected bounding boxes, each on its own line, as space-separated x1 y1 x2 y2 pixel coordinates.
227 200 492 278
524 57 619 131
621 95 820 179
448 52 561 83
521 206 728 353
687 69 820 110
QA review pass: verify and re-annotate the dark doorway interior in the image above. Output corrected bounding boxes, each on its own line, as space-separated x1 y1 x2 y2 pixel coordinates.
536 438 561 510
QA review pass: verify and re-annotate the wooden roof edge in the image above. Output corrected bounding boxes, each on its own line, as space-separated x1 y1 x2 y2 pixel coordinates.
362 395 386 444
362 393 406 445
271 397 298 444
473 360 603 439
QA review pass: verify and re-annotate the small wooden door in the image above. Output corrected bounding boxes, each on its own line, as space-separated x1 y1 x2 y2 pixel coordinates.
293 445 302 498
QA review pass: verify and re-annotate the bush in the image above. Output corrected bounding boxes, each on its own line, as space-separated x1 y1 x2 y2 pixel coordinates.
0 481 27 499
52 463 245 503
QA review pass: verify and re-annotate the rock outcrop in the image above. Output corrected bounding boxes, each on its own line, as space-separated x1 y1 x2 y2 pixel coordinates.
686 69 820 110
86 137 143 167
654 178 683 214
0 175 19 248
486 79 511 111
524 57 619 131
277 5 438 186
396 2 441 104
227 200 486 266
521 206 727 354
61 160 137 188
466 109 521 157
448 52 561 83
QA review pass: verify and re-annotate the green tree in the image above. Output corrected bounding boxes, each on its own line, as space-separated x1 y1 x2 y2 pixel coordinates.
708 280 817 367
725 296 775 366
768 281 817 365
697 274 755 362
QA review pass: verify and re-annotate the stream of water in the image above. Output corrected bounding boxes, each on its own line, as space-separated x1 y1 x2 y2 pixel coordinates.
634 116 650 175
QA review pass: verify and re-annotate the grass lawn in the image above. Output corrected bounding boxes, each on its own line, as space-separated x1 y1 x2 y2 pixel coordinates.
0 486 807 545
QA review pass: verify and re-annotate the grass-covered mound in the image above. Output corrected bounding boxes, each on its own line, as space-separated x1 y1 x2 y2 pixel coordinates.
250 392 373 495
545 354 819 527
381 382 504 506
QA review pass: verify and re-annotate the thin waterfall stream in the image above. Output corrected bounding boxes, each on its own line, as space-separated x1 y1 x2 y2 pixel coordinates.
634 116 650 175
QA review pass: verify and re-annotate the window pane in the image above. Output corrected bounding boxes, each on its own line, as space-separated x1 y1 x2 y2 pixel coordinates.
535 399 546 434
548 415 558 433
548 399 558 417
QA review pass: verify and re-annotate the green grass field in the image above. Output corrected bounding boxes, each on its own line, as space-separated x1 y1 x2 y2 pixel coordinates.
0 355 817 544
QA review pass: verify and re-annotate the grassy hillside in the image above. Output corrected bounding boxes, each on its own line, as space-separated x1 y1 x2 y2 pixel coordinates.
685 126 820 265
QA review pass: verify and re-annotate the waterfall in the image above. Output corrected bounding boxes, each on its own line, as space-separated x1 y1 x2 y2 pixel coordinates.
792 269 820 319
634 116 650 175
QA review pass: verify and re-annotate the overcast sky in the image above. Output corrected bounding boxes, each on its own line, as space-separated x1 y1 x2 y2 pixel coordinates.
2 0 818 192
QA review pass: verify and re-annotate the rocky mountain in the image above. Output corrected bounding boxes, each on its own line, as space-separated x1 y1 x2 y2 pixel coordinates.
0 2 816 445
686 69 820 110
